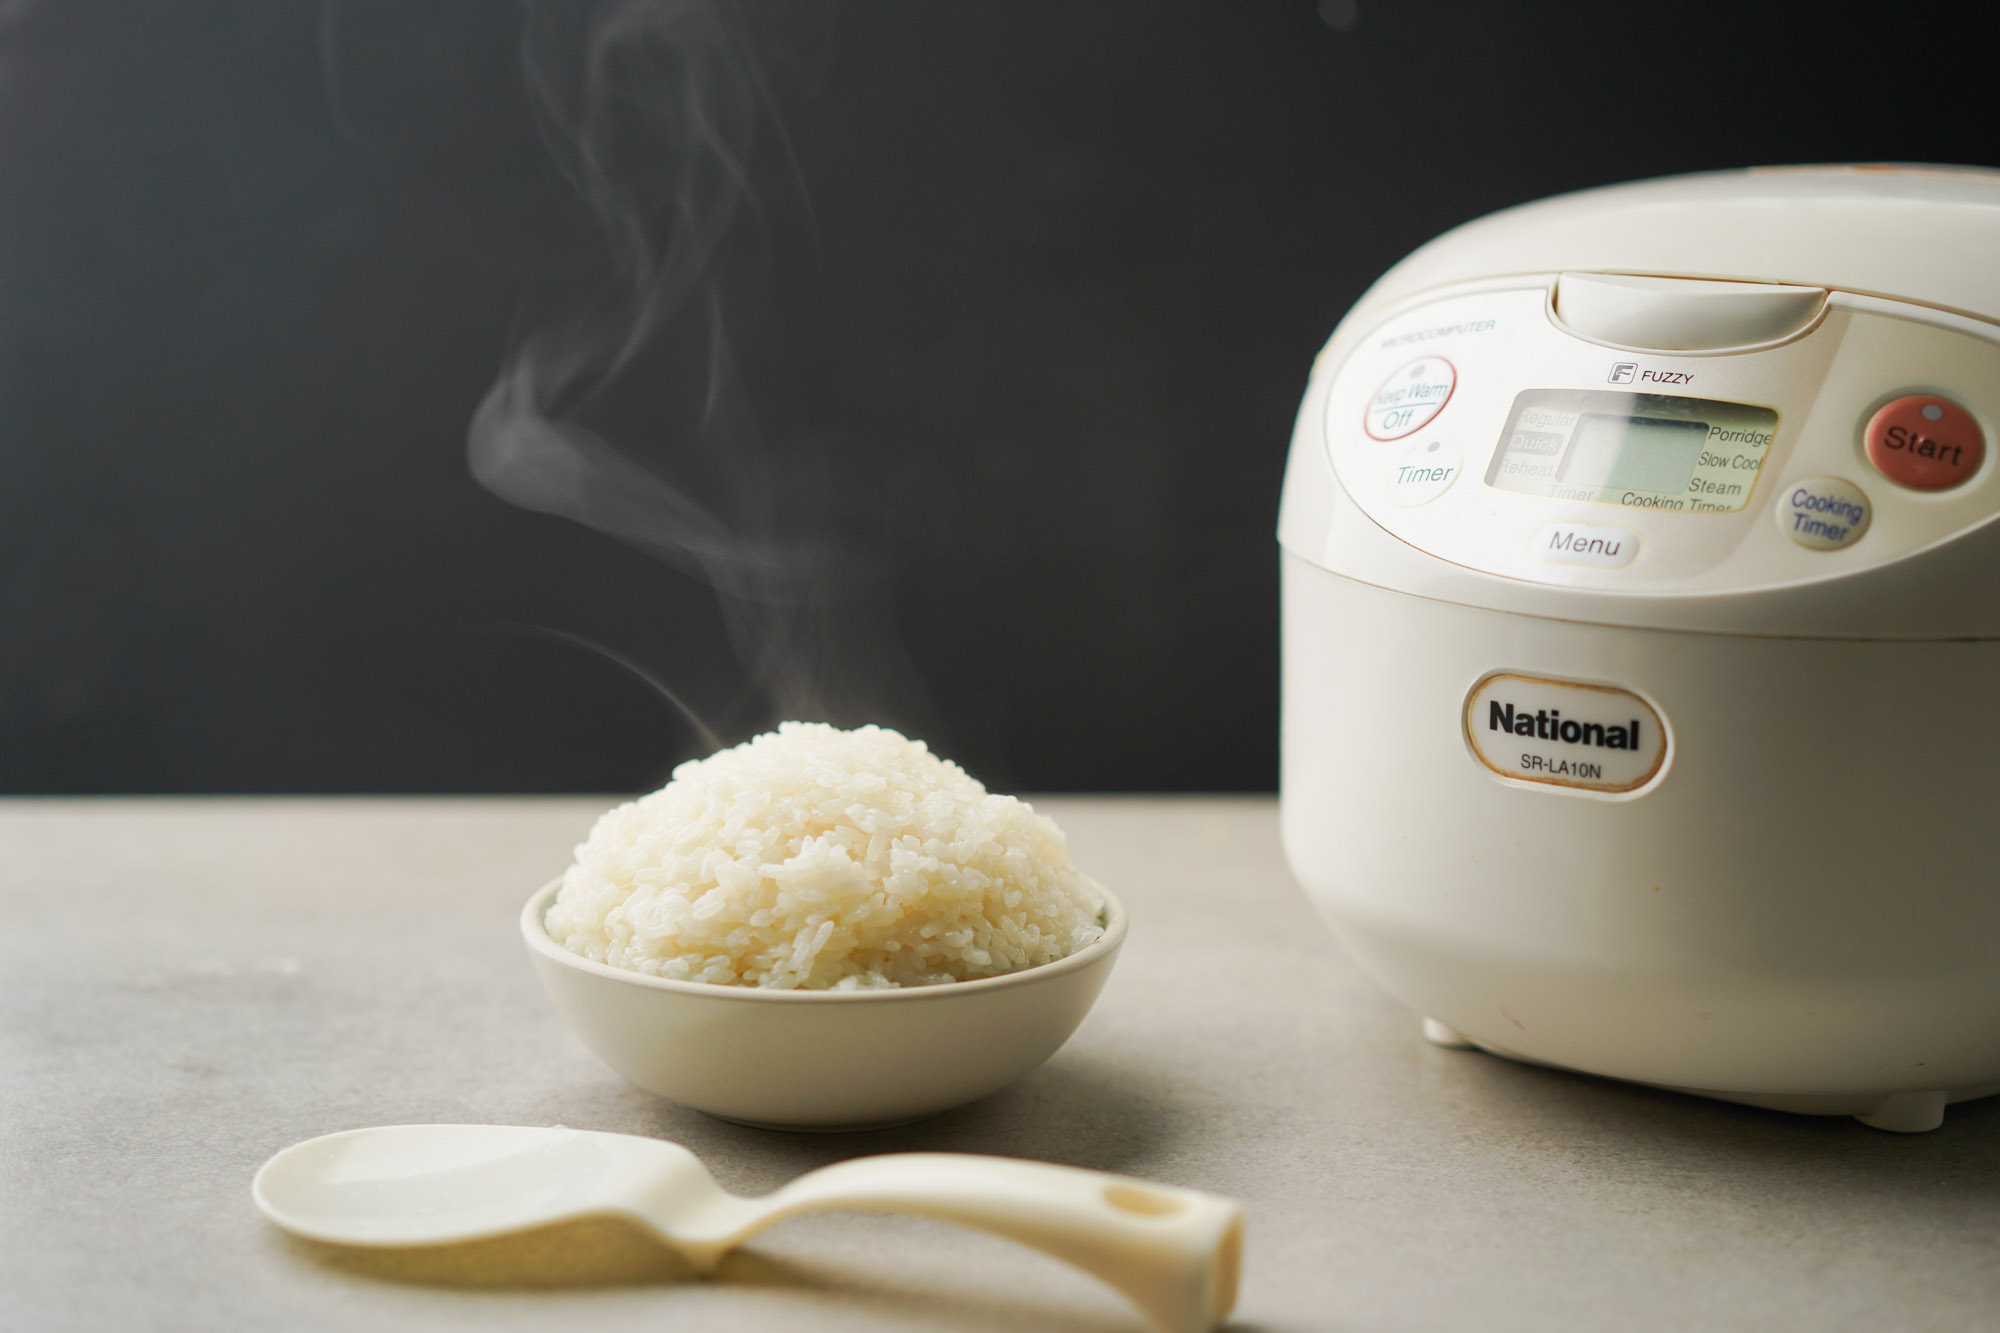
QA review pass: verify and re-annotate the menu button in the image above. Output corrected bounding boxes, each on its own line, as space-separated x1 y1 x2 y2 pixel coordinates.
1533 521 1640 568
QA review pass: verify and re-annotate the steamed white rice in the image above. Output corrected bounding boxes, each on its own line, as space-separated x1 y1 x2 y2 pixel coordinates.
545 722 1105 989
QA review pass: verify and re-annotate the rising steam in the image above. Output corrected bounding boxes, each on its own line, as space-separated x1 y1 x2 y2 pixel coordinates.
463 0 928 749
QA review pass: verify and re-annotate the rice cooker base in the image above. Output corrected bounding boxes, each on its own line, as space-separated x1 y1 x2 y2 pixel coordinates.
1281 558 2000 1130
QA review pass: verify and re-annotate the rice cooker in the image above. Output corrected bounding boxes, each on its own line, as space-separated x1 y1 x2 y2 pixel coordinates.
1277 165 2000 1133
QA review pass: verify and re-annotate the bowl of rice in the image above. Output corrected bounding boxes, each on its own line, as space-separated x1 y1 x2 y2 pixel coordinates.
522 722 1125 1130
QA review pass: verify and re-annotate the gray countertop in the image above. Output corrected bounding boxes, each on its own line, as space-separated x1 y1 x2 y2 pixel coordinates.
4 797 1996 1332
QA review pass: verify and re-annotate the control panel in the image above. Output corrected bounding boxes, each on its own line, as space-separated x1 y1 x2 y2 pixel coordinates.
1321 277 2000 593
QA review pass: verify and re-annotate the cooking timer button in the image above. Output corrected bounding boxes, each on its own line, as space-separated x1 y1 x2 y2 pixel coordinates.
1387 439 1462 506
1864 394 1983 490
1363 356 1455 440
1776 476 1872 550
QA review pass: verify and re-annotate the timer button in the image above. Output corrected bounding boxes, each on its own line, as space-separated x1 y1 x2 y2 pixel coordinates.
1364 357 1455 440
1865 395 1983 490
1776 477 1871 550
1387 439 1462 506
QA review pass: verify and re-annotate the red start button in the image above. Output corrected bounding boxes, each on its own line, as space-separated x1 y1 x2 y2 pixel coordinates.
1865 395 1984 490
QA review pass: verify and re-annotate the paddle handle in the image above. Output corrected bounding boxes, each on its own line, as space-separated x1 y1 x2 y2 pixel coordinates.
722 1153 1244 1333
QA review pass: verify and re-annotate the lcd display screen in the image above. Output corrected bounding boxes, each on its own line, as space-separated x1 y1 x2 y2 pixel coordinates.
1486 390 1778 513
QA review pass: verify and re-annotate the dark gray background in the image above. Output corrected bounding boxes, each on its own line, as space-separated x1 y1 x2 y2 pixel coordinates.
3 1 1996 794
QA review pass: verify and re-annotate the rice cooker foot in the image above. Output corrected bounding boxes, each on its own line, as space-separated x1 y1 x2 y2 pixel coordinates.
1420 1017 1476 1049
1853 1090 1947 1134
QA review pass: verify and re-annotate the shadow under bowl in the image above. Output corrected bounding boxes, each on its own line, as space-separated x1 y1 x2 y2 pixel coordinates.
521 878 1127 1131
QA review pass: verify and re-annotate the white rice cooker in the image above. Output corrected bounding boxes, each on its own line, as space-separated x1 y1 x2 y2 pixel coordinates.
1278 165 2000 1133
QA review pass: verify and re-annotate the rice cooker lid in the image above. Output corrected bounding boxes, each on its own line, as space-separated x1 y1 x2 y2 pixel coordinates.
1349 164 2000 329
1278 165 2000 641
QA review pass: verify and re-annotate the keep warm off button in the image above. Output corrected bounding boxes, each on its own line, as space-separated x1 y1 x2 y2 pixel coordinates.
1364 357 1456 440
1532 521 1639 568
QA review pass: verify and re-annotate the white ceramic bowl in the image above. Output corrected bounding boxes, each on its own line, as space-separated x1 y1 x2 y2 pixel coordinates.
521 879 1126 1130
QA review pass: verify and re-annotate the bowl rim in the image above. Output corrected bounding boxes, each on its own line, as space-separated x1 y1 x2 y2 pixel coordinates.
520 875 1127 1004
